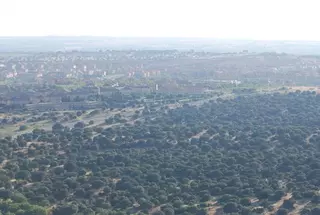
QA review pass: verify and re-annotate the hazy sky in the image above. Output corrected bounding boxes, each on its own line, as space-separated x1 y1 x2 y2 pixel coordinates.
1 0 319 40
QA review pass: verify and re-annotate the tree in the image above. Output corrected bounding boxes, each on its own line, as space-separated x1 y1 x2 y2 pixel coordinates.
256 189 271 200
311 194 320 203
24 205 47 215
162 207 175 215
152 211 165 215
0 174 11 188
200 193 211 202
252 207 264 214
74 188 85 198
277 208 288 215
311 208 320 215
301 208 311 215
105 117 114 124
0 189 11 199
240 198 251 206
240 207 251 215
11 192 27 203
223 202 239 214
15 170 30 180
31 171 45 182
52 122 64 131
19 125 28 131
91 180 105 189
74 121 85 129
64 161 77 172
53 189 68 201
147 173 161 182
272 190 285 201
282 199 295 210
53 204 78 215
139 198 153 210
53 166 64 175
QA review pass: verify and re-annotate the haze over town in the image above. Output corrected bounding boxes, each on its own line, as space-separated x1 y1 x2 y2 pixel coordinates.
1 0 320 40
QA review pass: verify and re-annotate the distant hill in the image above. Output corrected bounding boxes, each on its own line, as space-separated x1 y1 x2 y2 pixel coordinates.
1 36 320 55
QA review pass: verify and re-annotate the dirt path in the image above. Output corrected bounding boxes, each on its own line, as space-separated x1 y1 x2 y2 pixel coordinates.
266 134 276 142
93 187 104 196
289 201 310 215
264 193 292 215
192 130 207 139
149 205 162 214
209 133 219 140
305 129 320 145
0 159 8 169
166 95 228 110
111 178 121 184
23 182 34 188
306 133 317 145
207 201 221 215
250 198 259 203
47 204 57 215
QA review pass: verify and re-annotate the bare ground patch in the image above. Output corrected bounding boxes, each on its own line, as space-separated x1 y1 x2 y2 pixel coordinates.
0 159 9 169
264 193 292 215
191 130 208 139
305 130 320 145
207 201 221 215
289 201 310 215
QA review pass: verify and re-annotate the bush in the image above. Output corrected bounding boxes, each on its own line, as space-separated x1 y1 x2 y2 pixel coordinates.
19 125 28 131
89 110 100 116
11 192 27 203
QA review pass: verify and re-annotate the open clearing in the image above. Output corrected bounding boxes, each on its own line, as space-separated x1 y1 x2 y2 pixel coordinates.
0 106 142 138
288 86 320 93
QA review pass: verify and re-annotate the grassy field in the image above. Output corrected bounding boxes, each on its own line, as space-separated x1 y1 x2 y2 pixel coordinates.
1 84 318 138
0 107 142 138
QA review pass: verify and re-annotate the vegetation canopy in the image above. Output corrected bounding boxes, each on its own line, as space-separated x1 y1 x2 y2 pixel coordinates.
0 91 319 214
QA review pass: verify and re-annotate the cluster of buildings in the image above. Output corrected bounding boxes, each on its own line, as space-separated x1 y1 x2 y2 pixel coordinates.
1 51 320 112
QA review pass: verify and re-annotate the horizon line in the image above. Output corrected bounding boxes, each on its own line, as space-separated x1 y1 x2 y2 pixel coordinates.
1 36 320 42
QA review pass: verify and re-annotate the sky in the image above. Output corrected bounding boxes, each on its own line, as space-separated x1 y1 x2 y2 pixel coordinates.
0 0 319 40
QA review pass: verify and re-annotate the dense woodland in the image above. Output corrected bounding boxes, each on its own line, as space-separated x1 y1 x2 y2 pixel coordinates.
0 91 320 214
